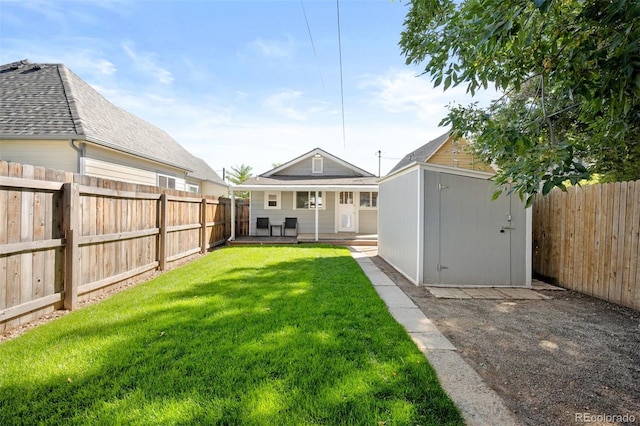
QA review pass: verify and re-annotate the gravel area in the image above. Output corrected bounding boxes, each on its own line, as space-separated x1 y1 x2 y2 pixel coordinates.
370 254 640 426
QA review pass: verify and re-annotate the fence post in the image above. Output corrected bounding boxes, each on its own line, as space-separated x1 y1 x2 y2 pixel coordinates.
201 198 207 253
158 193 167 271
62 183 79 310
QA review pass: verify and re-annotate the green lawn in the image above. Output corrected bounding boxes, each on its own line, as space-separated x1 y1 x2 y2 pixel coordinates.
0 245 462 425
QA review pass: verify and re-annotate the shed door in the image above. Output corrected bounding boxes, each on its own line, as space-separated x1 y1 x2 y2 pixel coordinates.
438 173 513 286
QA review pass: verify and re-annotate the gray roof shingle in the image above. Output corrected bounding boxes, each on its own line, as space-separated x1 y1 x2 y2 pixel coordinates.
388 131 451 174
0 59 225 186
242 175 378 186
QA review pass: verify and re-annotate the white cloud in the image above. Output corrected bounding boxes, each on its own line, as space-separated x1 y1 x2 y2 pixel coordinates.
261 89 331 122
122 42 174 85
263 90 307 121
358 68 499 121
11 0 133 27
248 36 294 59
67 53 116 76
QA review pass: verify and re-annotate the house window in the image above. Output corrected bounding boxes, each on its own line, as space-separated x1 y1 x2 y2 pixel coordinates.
312 156 323 174
186 184 199 194
360 191 378 209
264 191 281 209
295 191 324 209
158 174 176 189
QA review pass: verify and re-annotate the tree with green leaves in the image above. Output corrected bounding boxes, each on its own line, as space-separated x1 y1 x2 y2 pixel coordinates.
227 164 253 198
400 0 640 205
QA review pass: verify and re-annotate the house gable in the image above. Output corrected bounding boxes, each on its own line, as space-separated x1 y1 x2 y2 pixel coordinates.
389 131 494 175
263 148 375 178
427 136 495 173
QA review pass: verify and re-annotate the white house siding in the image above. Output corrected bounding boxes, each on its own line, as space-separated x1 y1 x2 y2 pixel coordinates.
378 168 420 283
84 144 185 187
250 191 337 235
358 209 378 234
0 139 77 172
201 180 228 198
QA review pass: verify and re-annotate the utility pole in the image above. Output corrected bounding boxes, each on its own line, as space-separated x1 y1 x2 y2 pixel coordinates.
377 150 381 177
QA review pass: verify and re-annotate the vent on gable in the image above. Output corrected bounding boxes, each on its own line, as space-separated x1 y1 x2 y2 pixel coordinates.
312 154 323 174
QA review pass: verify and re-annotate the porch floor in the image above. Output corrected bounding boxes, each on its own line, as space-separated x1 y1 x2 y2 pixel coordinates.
229 233 377 246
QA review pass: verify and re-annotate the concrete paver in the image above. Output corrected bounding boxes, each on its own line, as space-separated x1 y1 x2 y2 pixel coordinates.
373 286 415 308
428 287 474 299
426 286 551 300
388 307 440 332
410 332 457 351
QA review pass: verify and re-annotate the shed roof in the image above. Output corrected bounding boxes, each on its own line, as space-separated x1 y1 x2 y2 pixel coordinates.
388 131 452 175
0 59 225 186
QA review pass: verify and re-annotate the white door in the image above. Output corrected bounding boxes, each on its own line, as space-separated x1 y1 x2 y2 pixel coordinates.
338 191 356 232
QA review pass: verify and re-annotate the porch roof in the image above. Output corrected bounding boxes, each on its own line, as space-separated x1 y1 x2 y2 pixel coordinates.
232 176 378 192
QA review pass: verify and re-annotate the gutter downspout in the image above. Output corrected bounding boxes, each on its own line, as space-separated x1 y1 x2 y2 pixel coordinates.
68 139 85 174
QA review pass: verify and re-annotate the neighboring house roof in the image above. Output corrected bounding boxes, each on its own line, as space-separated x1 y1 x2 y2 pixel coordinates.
0 59 225 186
239 148 378 190
389 131 452 174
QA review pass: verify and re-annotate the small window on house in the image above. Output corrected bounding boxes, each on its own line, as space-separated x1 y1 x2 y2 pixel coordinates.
187 184 199 194
312 155 323 174
295 191 324 209
360 191 378 209
158 174 176 189
264 191 281 209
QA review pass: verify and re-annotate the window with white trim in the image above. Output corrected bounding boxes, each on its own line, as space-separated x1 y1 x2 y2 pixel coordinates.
158 174 176 189
312 156 323 174
295 191 324 209
186 184 199 194
264 191 281 209
359 191 378 209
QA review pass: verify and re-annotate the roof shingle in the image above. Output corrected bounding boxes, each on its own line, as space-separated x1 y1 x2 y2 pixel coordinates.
0 59 225 186
388 131 451 174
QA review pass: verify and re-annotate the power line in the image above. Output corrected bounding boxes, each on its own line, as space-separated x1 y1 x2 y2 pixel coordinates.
300 0 325 90
336 0 346 149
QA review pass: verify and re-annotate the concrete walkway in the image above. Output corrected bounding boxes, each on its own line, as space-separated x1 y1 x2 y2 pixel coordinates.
350 247 521 426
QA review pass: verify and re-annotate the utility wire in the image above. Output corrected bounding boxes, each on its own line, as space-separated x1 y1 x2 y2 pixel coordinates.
300 0 325 89
336 0 346 149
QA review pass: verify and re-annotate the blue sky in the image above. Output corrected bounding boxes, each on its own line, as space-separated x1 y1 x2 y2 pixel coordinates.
0 0 497 177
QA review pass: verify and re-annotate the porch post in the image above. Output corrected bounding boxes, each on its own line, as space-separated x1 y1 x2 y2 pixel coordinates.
315 190 319 241
230 190 236 241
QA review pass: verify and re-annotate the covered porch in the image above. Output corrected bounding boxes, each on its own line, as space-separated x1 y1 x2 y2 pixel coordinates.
229 233 378 246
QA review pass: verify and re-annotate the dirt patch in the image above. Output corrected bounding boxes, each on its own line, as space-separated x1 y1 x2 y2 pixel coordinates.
370 255 640 426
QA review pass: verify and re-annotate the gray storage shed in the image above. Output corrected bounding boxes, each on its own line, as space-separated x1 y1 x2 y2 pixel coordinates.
378 162 532 287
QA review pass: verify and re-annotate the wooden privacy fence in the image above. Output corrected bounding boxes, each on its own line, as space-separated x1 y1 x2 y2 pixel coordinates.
0 161 248 330
533 180 640 311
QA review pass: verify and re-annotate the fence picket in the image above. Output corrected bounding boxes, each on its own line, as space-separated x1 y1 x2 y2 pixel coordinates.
0 160 247 330
534 180 639 311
